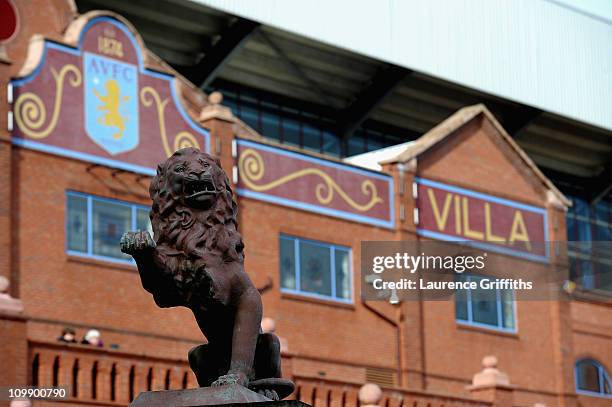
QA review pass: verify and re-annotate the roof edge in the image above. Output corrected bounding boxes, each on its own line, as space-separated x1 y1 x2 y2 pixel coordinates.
380 104 571 208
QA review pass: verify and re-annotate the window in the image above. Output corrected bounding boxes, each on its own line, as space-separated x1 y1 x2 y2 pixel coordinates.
455 275 516 332
208 83 409 158
567 196 612 292
279 235 352 302
575 359 612 397
66 192 151 263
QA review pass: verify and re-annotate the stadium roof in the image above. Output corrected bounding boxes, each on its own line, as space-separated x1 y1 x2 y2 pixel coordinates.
76 0 612 201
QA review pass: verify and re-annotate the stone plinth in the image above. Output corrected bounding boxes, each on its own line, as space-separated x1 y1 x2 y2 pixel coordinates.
467 356 514 407
130 384 306 407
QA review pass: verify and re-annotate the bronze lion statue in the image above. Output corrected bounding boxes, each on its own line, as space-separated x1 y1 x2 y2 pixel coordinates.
120 148 293 399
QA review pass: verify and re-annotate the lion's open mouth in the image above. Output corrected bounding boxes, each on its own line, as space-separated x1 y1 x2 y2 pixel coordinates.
185 177 217 200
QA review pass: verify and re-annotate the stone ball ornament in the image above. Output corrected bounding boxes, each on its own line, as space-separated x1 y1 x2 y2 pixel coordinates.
120 148 294 400
358 383 383 407
0 275 9 293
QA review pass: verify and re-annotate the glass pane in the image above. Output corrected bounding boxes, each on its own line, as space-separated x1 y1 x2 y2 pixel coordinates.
136 208 152 237
262 112 281 141
282 118 300 147
299 241 332 296
604 372 611 394
240 104 259 132
67 194 88 253
366 132 385 151
470 279 499 327
303 125 321 153
569 257 580 282
576 219 592 243
567 216 576 240
455 286 468 321
92 200 131 259
595 201 610 222
334 249 351 299
573 198 589 218
280 238 296 290
347 132 366 156
595 223 611 241
596 262 612 292
576 361 600 392
500 289 515 329
322 131 340 157
580 260 595 289
223 97 238 115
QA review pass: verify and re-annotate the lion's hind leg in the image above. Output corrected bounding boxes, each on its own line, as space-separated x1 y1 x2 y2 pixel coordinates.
254 332 282 380
188 344 228 387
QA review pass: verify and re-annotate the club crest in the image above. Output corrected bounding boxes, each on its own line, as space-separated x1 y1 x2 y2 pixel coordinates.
11 16 209 174
84 53 139 155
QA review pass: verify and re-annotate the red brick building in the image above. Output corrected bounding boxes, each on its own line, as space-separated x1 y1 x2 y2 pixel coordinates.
0 2 610 407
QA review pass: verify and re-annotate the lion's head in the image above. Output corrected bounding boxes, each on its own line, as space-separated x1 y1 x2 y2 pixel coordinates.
149 148 244 267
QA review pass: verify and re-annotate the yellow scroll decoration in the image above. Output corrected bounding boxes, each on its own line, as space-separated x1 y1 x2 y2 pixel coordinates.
14 64 82 139
140 86 200 156
238 148 383 212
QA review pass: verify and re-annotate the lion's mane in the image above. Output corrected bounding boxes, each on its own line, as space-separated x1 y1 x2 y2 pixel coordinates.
148 148 244 304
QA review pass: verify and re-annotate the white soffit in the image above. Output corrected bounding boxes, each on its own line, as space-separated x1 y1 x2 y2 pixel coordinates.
188 0 612 132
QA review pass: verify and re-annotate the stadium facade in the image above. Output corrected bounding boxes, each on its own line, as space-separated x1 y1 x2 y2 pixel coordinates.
0 1 610 407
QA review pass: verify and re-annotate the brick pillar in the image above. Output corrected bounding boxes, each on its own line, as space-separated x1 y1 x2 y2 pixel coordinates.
382 161 424 390
0 310 27 389
469 386 514 407
169 367 184 390
343 389 359 407
77 357 94 401
114 362 131 404
546 201 578 407
329 387 344 407
0 276 27 392
0 53 13 296
313 386 329 407
198 92 236 181
164 366 174 391
133 363 150 397
36 352 55 388
150 366 167 391
297 383 315 405
549 299 578 407
0 141 11 288
185 370 198 389
467 356 514 407
58 354 76 393
96 359 111 402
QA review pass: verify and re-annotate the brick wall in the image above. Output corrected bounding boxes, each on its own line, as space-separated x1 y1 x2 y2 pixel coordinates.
0 3 610 407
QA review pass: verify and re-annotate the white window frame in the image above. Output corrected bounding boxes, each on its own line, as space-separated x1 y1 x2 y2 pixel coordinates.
279 234 353 303
455 275 517 333
66 191 150 265
575 359 612 398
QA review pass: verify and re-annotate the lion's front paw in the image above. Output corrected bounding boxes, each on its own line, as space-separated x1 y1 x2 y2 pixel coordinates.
211 372 248 387
120 231 155 255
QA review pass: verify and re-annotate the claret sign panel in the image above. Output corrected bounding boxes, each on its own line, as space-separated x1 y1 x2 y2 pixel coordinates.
11 16 209 175
236 139 394 228
416 178 549 261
